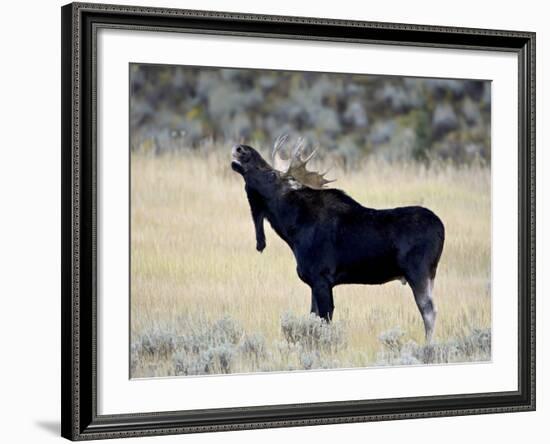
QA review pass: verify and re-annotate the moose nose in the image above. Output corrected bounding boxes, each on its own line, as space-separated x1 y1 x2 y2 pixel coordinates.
232 144 245 158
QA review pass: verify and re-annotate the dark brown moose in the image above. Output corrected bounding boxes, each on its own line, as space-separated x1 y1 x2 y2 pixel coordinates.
231 137 445 341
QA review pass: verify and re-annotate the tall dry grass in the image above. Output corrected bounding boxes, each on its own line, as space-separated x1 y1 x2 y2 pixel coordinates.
130 148 491 378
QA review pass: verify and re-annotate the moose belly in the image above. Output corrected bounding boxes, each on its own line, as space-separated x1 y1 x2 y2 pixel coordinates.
333 255 402 285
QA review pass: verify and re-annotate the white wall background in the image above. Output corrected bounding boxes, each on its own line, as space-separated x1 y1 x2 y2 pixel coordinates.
0 0 545 443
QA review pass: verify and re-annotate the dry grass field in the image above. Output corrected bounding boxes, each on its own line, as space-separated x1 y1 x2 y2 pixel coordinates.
130 148 491 378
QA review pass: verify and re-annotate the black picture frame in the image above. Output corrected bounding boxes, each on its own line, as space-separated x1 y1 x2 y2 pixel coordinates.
61 2 536 440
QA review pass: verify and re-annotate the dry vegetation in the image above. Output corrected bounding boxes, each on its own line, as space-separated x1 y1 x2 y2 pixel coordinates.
130 148 491 378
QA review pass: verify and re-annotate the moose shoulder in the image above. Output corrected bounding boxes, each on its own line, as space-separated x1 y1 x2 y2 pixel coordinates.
231 142 444 341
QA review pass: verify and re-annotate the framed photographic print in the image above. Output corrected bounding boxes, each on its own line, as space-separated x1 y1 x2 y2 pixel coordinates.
61 2 536 440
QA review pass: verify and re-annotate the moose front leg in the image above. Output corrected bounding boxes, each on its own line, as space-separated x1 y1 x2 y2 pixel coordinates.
312 283 334 322
246 188 266 252
252 210 266 252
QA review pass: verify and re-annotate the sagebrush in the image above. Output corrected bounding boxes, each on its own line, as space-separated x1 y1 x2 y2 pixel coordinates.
131 313 490 377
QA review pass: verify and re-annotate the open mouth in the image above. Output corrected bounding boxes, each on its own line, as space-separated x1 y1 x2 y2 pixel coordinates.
231 154 241 165
231 145 242 164
231 146 244 172
231 152 242 168
231 158 244 174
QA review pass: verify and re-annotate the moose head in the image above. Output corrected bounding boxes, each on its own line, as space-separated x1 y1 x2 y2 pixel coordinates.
231 136 334 193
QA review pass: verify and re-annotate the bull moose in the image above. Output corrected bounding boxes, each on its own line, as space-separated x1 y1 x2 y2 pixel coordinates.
231 137 445 341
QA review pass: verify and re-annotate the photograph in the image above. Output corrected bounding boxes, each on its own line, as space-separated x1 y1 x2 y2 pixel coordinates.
129 63 492 378
58 1 537 440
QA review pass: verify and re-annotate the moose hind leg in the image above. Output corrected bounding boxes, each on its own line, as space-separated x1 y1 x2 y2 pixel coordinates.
310 293 319 316
409 277 437 342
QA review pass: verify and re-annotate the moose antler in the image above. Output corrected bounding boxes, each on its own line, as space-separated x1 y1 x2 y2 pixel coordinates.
272 134 291 172
272 136 335 189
